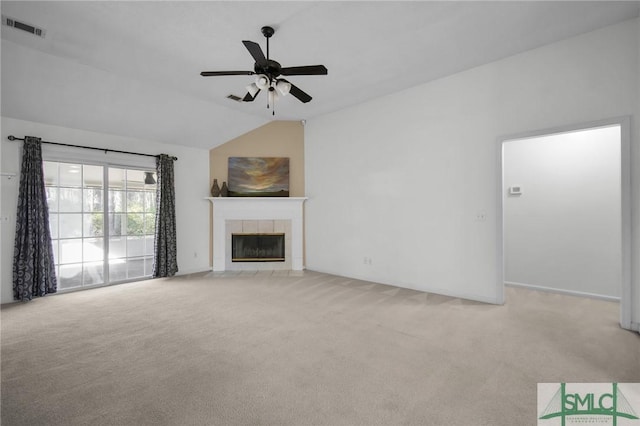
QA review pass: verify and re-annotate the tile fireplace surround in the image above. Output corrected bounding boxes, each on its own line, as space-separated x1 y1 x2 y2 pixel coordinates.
208 197 307 271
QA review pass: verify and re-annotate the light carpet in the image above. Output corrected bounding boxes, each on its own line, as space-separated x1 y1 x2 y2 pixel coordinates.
1 270 638 425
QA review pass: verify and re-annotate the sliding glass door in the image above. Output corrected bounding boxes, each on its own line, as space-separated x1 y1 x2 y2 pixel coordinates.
44 161 156 290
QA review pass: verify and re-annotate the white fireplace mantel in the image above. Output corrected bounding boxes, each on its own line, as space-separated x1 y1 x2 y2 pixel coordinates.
207 197 307 271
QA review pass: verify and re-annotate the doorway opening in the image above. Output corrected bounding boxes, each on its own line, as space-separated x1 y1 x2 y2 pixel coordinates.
497 117 631 330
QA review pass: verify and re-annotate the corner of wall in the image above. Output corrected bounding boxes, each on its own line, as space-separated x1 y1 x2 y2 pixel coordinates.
209 120 304 195
208 120 305 266
634 16 640 328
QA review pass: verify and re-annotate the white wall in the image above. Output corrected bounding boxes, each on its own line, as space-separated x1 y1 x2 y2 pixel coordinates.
0 117 211 304
305 18 638 308
503 126 621 299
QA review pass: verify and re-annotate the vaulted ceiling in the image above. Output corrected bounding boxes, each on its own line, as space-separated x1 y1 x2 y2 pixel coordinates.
2 1 639 150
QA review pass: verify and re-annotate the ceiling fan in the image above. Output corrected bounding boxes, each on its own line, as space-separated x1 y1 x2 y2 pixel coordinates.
200 26 327 114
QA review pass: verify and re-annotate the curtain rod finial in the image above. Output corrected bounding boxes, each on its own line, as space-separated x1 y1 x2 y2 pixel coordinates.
8 135 15 141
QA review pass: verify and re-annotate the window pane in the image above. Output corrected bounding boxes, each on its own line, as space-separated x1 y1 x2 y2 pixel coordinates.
83 165 103 189
109 237 126 259
83 262 104 286
126 170 145 190
51 240 59 264
59 239 83 264
145 192 156 213
127 191 145 213
127 213 144 235
143 214 156 235
108 168 125 189
49 213 59 239
144 236 155 257
127 236 144 258
59 188 82 212
108 213 125 236
108 190 124 212
84 213 103 237
127 258 145 279
59 214 82 239
144 257 154 276
59 163 82 187
84 189 103 212
83 238 104 262
46 187 58 212
59 264 82 289
43 161 58 186
109 259 126 282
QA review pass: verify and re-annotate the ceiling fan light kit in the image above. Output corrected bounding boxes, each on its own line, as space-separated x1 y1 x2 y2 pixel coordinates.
246 82 260 97
200 25 327 115
255 74 270 90
276 80 291 96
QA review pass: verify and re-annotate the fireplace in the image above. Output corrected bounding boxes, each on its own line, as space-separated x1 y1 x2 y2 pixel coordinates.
232 234 285 262
208 197 307 271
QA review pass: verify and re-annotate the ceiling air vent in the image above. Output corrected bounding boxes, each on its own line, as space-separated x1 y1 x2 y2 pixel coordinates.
226 94 243 102
2 15 46 38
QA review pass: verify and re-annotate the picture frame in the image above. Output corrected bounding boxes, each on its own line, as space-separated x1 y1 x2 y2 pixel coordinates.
228 157 290 197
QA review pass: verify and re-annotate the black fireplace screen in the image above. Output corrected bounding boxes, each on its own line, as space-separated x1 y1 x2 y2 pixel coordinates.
232 233 285 262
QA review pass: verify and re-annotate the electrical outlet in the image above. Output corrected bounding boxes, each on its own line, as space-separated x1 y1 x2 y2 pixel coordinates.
475 211 487 222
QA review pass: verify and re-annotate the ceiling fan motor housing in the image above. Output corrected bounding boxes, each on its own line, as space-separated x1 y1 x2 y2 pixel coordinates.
255 59 282 79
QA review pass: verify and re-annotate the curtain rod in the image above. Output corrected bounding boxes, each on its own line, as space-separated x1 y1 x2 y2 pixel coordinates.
7 135 178 161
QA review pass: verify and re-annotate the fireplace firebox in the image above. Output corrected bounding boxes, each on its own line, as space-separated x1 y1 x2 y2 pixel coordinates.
232 233 285 262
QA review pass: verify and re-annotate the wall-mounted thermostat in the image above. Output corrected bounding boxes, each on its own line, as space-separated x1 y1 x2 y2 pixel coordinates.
509 186 522 195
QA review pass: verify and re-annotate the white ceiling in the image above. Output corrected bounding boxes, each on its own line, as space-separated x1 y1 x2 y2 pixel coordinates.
1 1 639 150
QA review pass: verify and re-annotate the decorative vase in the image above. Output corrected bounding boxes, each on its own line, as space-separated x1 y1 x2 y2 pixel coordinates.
210 179 221 197
220 181 229 197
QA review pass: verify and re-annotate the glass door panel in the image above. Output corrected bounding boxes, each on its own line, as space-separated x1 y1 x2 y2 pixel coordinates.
108 167 156 282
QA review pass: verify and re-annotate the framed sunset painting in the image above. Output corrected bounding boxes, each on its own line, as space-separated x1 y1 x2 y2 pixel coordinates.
228 157 290 197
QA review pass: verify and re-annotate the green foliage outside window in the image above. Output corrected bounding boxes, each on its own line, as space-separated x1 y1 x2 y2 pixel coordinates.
91 190 155 236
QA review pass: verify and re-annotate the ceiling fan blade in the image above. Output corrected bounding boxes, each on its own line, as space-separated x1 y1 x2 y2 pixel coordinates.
200 71 254 77
242 89 261 102
242 40 267 65
280 79 312 103
280 65 328 76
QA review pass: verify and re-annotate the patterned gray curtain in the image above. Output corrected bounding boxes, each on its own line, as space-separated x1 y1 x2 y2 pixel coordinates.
13 137 57 301
153 154 178 277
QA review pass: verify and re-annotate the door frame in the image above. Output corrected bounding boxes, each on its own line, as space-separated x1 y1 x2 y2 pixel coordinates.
496 116 632 330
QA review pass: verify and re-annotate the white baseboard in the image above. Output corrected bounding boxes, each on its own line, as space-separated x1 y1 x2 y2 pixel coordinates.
504 281 620 302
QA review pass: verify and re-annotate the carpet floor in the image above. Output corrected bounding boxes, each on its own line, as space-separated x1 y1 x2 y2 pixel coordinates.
1 270 639 425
